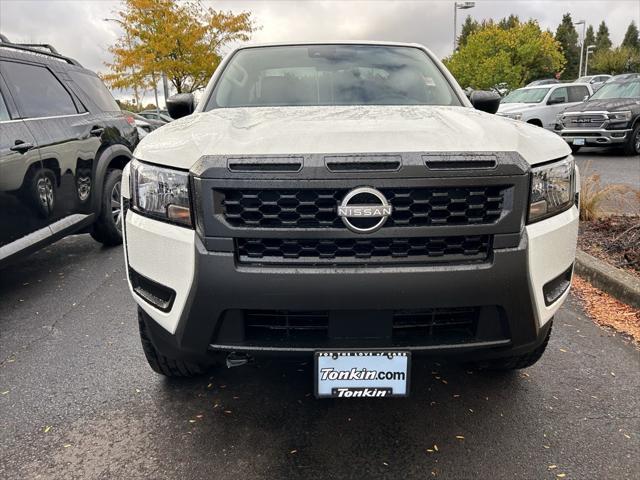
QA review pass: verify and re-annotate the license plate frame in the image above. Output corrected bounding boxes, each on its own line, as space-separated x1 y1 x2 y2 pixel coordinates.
573 138 586 146
314 350 411 398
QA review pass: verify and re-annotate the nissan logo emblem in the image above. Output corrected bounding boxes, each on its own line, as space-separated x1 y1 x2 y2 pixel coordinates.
337 187 393 233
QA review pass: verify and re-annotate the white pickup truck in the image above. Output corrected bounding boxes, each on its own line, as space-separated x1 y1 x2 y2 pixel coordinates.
121 42 579 398
497 83 593 130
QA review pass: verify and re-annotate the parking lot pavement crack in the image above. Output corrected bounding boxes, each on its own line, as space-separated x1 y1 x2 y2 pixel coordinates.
0 266 122 367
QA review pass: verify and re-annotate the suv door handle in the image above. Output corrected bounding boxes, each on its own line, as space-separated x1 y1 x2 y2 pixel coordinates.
10 141 35 154
90 127 105 137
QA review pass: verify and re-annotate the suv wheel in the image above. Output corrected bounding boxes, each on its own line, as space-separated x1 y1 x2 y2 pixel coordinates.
473 321 552 371
138 307 216 377
22 168 56 218
90 169 123 246
623 122 640 155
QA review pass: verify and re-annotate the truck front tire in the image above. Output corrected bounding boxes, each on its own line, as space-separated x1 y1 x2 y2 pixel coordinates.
474 320 552 371
138 307 217 377
623 123 640 156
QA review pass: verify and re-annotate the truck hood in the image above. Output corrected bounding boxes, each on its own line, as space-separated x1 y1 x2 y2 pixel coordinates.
135 105 570 170
497 103 539 113
564 98 640 113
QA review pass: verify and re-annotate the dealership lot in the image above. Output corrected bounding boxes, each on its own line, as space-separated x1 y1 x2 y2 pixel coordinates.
0 148 638 479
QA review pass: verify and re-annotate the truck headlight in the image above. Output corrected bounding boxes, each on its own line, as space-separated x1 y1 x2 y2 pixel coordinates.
528 157 575 223
130 160 193 227
607 111 632 122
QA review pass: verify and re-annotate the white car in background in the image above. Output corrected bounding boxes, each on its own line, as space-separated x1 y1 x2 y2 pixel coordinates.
497 83 593 130
575 74 612 91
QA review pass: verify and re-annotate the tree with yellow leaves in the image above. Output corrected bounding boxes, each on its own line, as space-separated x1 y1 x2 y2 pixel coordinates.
103 0 256 96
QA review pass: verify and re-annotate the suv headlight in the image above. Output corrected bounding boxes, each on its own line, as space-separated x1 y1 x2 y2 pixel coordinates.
498 112 523 121
528 156 575 223
130 160 193 227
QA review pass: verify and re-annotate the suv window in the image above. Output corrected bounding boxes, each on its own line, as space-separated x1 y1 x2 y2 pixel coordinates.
0 61 78 118
567 85 589 102
548 87 568 103
68 71 120 112
0 92 10 121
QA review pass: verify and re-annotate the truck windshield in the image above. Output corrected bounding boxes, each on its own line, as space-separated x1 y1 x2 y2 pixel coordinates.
501 88 550 104
205 44 462 109
589 80 640 100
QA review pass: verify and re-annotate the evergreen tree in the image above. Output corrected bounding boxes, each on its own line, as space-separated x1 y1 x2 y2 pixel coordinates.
498 14 520 30
555 13 580 79
458 15 480 48
595 21 613 51
621 21 640 51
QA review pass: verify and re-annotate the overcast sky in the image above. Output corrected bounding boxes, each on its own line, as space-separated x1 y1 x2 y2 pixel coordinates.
1 0 638 103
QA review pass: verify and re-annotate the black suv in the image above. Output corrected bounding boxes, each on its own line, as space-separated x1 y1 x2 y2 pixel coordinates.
0 38 138 267
556 78 640 155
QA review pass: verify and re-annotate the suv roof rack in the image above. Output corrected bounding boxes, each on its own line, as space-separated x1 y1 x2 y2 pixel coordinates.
0 33 81 66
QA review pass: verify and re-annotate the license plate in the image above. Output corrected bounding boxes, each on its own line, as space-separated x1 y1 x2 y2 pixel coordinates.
314 351 410 398
573 138 585 145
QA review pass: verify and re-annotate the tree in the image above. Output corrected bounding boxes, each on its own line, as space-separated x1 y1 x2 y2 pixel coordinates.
458 15 479 48
590 46 640 74
103 0 256 95
622 21 640 51
595 21 612 51
498 14 520 30
555 13 580 79
444 20 565 90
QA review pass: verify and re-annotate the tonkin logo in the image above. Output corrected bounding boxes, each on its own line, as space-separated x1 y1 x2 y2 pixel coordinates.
337 187 392 233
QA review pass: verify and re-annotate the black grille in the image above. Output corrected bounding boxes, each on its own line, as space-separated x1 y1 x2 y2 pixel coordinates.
219 186 505 229
237 235 490 264
243 308 478 343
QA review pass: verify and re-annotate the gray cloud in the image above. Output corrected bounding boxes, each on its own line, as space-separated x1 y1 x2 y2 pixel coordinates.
1 0 638 103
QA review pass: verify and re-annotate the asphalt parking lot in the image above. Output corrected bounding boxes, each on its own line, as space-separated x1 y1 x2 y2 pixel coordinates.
1 238 639 479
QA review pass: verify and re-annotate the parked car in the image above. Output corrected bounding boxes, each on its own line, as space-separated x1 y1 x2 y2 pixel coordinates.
575 74 612 92
122 42 579 397
497 83 592 129
123 110 164 134
0 38 138 267
138 110 172 123
526 78 560 87
555 78 640 155
606 73 640 82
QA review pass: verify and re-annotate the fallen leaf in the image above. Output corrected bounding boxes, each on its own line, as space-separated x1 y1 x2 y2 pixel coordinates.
455 435 465 440
383 462 389 466
188 419 196 424
548 465 557 470
610 372 616 377
207 383 213 389
426 449 434 453
44 426 51 433
290 449 297 454
556 474 566 478
623 433 631 439
196 414 203 419
63 444 71 448
1 391 9 395
224 410 232 414
453 394 460 398
433 444 439 451
559 348 567 353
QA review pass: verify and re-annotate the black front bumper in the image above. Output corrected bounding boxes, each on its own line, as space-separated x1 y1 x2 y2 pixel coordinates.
140 232 550 363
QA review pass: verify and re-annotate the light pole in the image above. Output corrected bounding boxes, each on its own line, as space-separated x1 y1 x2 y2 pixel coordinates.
453 2 476 52
575 20 585 78
585 45 596 76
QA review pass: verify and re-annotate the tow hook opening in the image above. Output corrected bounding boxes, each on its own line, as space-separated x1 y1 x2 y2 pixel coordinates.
226 352 254 368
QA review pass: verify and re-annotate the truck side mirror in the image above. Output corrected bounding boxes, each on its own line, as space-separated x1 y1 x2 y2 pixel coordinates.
166 93 195 120
469 90 501 114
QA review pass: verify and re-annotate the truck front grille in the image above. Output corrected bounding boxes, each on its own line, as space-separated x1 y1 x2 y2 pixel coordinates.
562 114 606 128
236 235 490 265
219 186 505 229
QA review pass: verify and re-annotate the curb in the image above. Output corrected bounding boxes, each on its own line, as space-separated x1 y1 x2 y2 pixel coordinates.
575 250 640 309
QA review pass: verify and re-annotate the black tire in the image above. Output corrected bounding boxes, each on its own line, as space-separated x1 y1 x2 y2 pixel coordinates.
570 144 582 154
90 169 123 246
138 307 212 377
21 167 56 218
623 122 640 156
475 321 552 371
